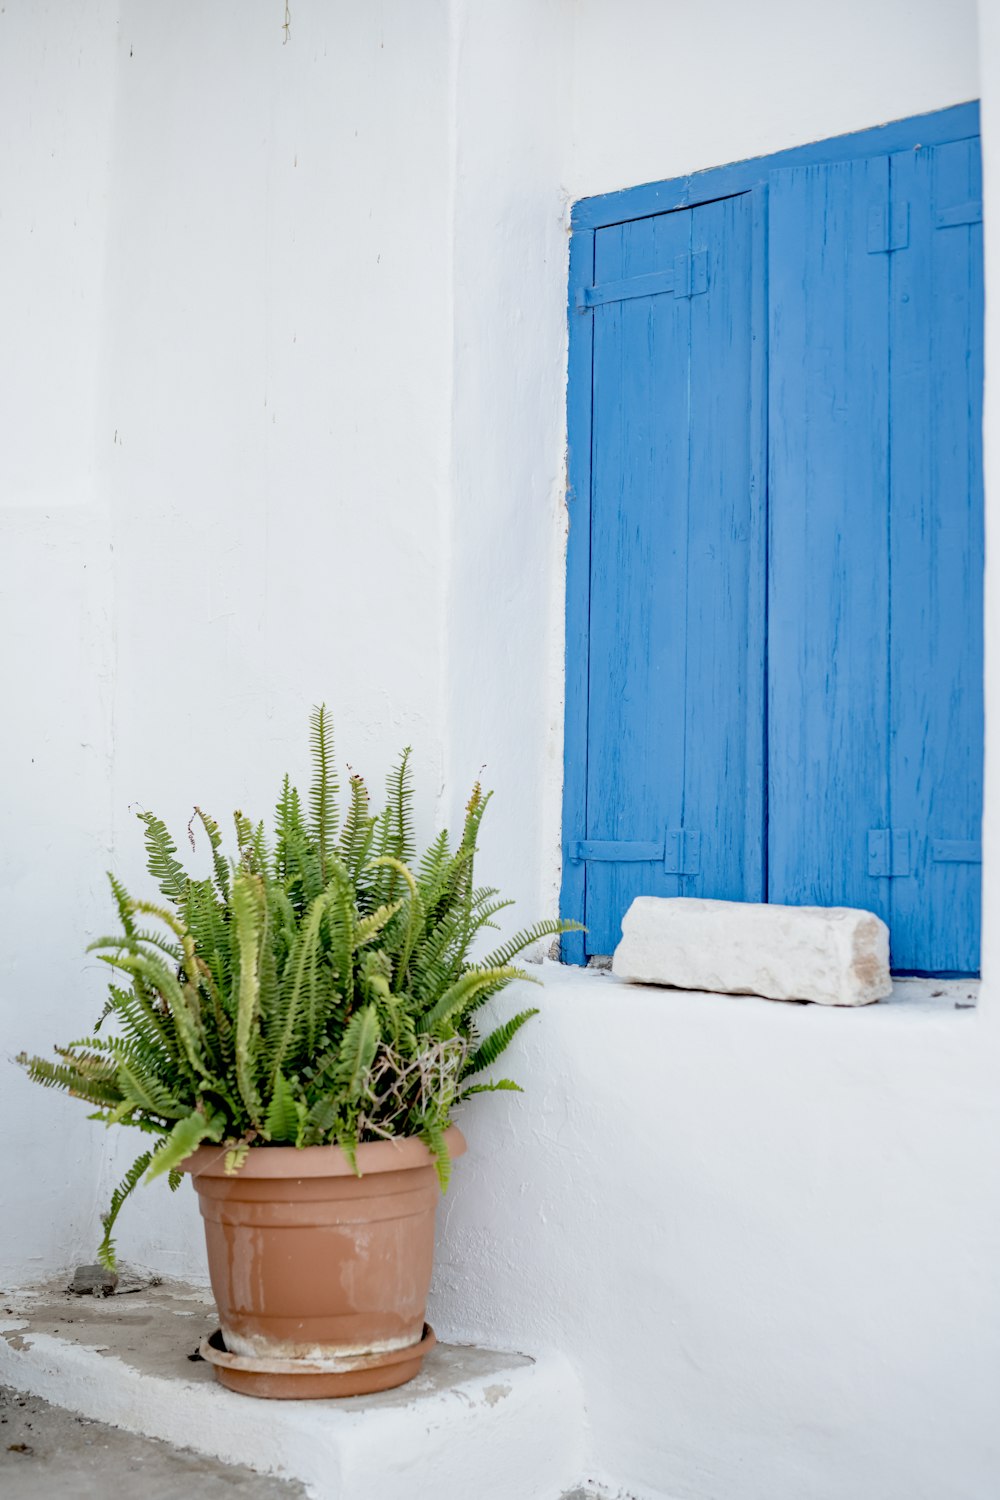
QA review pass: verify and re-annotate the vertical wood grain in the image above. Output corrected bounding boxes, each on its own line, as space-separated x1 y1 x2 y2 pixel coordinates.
767 156 892 914
888 139 983 972
683 193 761 902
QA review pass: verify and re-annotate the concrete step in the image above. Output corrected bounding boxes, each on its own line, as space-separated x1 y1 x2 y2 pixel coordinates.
0 1278 587 1500
1 1383 306 1499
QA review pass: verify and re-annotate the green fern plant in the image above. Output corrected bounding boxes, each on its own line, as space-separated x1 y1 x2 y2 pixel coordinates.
18 707 581 1269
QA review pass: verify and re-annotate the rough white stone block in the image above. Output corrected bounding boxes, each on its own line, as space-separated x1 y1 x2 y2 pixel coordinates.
612 897 892 1006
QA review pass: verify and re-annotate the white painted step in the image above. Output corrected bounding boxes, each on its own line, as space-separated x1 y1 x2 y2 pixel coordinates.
0 1279 586 1500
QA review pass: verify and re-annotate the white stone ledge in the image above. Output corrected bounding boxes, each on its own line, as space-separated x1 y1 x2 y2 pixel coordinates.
0 1280 587 1500
534 959 980 1026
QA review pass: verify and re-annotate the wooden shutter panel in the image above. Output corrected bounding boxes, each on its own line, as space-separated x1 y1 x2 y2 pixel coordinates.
767 146 983 972
577 194 763 955
883 138 983 972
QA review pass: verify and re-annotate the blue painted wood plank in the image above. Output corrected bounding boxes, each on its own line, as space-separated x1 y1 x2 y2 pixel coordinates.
747 187 769 898
767 155 892 915
887 138 983 973
572 102 979 230
681 192 762 902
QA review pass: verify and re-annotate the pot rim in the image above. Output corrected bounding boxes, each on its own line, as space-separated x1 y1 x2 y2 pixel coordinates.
182 1124 466 1180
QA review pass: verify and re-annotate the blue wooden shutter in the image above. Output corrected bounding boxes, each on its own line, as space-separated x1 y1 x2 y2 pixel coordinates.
574 193 764 955
768 144 983 972
884 139 983 972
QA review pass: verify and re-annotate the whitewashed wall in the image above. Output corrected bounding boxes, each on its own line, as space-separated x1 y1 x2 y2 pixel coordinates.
437 3 996 1500
569 0 980 197
443 0 571 935
433 972 1000 1500
1 0 456 1280
2 2 996 1498
0 0 119 1285
95 0 457 1275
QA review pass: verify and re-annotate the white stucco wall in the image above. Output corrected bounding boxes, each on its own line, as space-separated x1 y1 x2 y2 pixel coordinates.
433 971 1000 1500
0 0 119 1283
439 4 996 1499
2 2 996 1498
443 0 572 933
2 0 457 1280
569 0 980 196
103 0 457 1275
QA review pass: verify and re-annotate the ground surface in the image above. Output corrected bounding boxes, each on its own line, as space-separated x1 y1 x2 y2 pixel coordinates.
0 1384 305 1498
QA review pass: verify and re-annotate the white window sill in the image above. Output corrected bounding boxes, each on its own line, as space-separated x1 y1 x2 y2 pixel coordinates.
528 957 980 1020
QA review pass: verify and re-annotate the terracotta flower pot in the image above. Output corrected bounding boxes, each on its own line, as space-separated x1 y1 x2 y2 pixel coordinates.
182 1126 465 1398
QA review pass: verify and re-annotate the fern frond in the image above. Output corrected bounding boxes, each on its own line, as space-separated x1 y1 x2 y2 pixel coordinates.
419 966 533 1036
100 979 181 1067
108 873 138 939
125 897 190 952
265 1071 301 1143
339 773 376 880
255 878 281 1047
232 869 265 1127
416 827 451 887
335 1116 360 1174
53 1044 119 1082
457 1078 522 1101
86 928 184 966
480 918 584 971
190 806 230 903
16 1052 123 1108
115 1058 188 1120
321 857 358 1025
274 775 306 882
224 1140 251 1175
137 811 189 909
309 704 339 879
234 810 261 871
330 1003 380 1102
462 1007 539 1078
354 900 403 949
379 748 415 874
97 949 210 1087
98 1149 154 1270
420 1117 451 1189
283 889 333 1063
367 855 422 989
144 1109 225 1181
301 1093 341 1146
